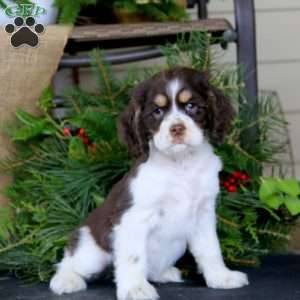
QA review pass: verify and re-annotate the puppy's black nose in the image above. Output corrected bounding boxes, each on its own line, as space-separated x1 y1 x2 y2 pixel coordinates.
170 123 186 137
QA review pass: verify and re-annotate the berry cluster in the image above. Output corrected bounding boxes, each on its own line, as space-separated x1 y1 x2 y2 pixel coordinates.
221 171 251 193
63 127 90 144
63 127 96 152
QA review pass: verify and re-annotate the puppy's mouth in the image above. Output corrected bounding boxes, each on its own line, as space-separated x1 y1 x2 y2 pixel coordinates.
171 137 185 145
168 136 189 152
166 143 188 154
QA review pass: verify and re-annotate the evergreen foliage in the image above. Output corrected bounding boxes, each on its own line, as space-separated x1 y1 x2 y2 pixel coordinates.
54 0 97 24
0 33 297 282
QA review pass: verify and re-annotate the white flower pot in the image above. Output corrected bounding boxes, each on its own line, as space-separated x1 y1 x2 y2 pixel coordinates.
0 0 58 26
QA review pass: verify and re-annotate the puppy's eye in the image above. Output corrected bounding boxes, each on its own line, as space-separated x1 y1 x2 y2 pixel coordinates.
152 107 164 119
185 102 198 115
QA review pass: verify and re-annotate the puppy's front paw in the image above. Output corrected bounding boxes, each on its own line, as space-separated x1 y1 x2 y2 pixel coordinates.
118 280 159 300
50 270 87 295
205 269 249 289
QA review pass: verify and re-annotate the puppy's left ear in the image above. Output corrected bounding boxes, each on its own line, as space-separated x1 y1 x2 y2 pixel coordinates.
206 85 236 145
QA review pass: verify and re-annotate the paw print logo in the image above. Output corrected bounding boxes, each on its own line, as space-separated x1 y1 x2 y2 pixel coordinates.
5 16 45 48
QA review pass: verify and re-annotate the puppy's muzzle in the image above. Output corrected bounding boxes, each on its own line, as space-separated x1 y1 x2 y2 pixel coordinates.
170 123 186 141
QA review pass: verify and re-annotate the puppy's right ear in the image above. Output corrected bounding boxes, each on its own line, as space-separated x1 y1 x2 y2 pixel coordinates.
117 80 150 158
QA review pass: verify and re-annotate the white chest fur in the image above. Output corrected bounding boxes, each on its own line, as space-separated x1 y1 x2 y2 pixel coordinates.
124 141 222 278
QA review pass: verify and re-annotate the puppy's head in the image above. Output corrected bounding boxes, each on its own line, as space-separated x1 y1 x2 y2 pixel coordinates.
118 67 235 157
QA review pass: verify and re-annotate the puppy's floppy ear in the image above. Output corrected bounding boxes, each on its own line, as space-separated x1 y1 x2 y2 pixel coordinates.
205 81 236 145
117 81 150 158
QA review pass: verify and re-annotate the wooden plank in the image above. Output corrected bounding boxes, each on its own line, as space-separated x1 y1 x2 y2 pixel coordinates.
70 19 232 42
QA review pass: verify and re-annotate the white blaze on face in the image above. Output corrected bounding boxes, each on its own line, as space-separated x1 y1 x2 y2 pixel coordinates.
152 78 205 155
167 78 182 108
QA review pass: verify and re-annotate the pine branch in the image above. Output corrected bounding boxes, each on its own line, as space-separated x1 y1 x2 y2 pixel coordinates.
217 214 239 228
227 256 258 266
0 230 37 254
258 229 290 241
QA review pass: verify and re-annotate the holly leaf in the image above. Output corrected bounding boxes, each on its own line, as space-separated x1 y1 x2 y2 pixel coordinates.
277 178 300 197
284 196 300 216
259 178 278 201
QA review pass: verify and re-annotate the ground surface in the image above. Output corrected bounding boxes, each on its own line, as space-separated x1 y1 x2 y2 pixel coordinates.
1 255 300 300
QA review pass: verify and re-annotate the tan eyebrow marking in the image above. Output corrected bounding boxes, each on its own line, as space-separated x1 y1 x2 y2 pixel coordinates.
154 94 167 107
178 89 192 103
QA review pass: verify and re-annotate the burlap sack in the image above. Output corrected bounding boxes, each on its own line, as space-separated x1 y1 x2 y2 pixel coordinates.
0 24 72 207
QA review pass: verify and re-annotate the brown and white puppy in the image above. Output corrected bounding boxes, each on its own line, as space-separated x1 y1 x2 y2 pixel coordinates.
50 67 248 300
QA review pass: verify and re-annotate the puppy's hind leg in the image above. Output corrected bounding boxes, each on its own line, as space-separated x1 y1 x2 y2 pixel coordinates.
50 226 112 295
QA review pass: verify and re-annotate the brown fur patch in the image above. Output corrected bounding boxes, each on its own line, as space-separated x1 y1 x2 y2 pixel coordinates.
67 159 145 254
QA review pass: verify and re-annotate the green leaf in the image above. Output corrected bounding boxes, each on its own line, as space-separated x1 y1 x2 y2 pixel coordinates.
68 137 86 161
277 178 300 197
284 196 300 216
55 0 96 24
12 120 49 141
264 195 285 210
92 194 105 207
259 178 278 201
15 109 41 126
0 207 13 239
38 87 54 112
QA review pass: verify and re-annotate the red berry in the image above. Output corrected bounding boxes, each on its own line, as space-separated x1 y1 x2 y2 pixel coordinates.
63 127 71 136
83 137 90 145
78 128 85 136
239 174 247 181
239 172 250 181
228 176 236 184
223 181 230 188
232 171 241 178
227 185 237 193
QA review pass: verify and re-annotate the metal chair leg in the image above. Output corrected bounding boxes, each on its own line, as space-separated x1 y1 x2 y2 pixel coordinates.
198 0 208 19
234 0 258 103
234 0 259 148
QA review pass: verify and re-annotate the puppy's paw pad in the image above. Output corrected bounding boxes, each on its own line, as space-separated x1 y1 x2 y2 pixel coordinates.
156 267 183 283
119 280 159 300
206 270 248 289
50 271 87 295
